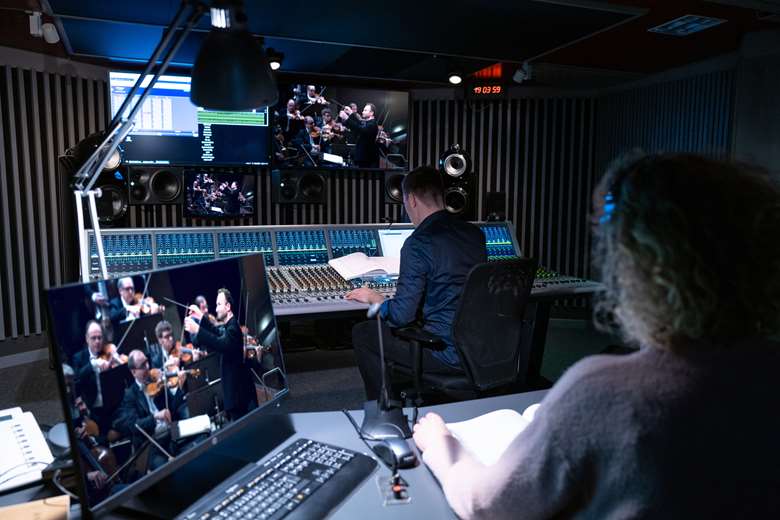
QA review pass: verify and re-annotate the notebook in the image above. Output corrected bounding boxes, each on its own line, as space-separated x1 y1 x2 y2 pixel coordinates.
0 408 55 492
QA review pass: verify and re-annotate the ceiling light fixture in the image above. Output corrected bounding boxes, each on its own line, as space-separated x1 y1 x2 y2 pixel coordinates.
267 48 284 71
448 73 462 85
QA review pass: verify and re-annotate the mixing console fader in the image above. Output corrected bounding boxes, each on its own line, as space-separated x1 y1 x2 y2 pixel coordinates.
89 233 153 277
156 232 215 267
275 229 329 265
218 231 274 266
328 228 379 258
533 266 604 297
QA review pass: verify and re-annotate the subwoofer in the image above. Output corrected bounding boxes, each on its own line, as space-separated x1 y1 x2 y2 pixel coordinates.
127 167 184 205
439 144 476 220
272 169 327 204
384 171 405 204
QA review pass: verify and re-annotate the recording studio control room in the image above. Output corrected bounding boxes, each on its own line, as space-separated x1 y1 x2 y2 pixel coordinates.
1 1 779 518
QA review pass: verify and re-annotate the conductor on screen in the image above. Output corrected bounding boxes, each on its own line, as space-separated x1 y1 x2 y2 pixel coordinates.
185 288 258 421
339 103 380 168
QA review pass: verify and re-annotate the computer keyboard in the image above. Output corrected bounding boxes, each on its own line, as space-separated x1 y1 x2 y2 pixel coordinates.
177 439 377 520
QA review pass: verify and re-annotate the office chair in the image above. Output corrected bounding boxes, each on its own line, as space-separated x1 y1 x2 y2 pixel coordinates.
391 257 538 406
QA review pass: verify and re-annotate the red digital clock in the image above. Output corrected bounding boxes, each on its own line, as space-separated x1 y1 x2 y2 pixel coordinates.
467 83 505 99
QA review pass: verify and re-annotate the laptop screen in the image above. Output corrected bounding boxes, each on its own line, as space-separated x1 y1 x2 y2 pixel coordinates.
44 255 288 515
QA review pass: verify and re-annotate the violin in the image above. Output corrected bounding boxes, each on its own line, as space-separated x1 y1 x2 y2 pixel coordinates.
171 341 204 365
242 325 271 360
74 397 118 478
145 368 202 396
99 342 127 366
127 293 165 318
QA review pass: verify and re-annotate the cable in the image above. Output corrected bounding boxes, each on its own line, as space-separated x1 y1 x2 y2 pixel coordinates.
341 409 398 474
52 468 79 500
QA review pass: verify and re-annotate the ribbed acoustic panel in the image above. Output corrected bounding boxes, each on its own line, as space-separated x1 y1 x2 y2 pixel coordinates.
0 66 108 341
409 98 598 284
595 69 735 171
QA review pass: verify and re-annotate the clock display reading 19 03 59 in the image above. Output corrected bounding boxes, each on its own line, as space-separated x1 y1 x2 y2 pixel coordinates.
468 84 505 99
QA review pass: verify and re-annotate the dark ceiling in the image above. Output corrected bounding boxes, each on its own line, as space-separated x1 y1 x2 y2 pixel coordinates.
0 0 778 85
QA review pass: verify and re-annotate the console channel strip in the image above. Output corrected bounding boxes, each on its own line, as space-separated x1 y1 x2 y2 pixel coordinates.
328 228 379 258
275 229 329 265
268 265 397 316
532 266 605 297
89 233 153 278
156 232 215 267
479 223 519 261
218 231 274 266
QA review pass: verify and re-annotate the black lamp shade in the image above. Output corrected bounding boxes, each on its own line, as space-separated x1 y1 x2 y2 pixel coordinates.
191 29 279 110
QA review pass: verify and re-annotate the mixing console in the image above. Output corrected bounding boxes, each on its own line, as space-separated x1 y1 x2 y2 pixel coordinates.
89 233 153 277
156 232 215 267
218 231 274 266
268 265 396 316
480 223 519 261
275 230 329 265
532 266 604 297
328 228 379 258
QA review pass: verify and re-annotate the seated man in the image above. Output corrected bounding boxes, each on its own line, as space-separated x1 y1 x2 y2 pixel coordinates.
346 166 487 400
70 320 114 433
113 350 186 464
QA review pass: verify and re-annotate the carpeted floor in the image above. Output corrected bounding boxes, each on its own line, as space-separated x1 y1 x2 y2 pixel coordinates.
0 318 623 424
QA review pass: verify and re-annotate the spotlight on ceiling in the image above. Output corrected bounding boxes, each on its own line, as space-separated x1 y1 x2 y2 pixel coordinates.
267 48 284 71
448 73 462 85
191 0 279 110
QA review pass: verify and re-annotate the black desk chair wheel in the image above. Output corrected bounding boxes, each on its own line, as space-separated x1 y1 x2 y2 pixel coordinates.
391 257 538 409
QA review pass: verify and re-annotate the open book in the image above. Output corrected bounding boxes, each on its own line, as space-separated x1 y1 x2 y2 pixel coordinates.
446 403 540 466
328 252 401 280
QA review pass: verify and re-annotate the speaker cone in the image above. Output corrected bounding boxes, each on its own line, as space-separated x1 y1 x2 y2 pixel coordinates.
385 173 405 203
439 144 471 178
444 186 468 215
150 169 181 203
96 185 128 224
300 173 325 201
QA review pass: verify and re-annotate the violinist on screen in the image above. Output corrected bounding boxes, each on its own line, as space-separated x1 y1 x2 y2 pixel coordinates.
70 320 115 433
185 288 258 421
108 277 163 329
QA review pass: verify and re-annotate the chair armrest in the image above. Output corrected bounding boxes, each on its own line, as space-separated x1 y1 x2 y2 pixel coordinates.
393 326 446 350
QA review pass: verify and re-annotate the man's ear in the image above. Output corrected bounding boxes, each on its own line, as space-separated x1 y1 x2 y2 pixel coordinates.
407 192 416 208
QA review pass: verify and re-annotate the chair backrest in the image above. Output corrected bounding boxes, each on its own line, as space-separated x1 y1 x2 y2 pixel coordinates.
452 258 537 391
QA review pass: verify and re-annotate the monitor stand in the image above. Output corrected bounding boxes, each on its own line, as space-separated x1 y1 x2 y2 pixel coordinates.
116 413 295 519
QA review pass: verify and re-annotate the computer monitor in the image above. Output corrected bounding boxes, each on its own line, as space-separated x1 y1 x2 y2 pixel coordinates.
377 228 414 259
109 71 271 166
44 255 289 517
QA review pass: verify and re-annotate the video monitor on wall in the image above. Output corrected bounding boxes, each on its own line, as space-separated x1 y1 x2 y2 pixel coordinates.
110 71 271 166
271 83 409 170
44 256 288 516
183 170 256 218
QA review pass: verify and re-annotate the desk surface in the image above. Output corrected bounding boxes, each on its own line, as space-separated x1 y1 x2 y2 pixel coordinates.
0 390 548 519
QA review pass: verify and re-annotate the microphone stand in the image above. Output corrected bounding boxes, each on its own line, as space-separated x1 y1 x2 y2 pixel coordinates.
359 304 412 439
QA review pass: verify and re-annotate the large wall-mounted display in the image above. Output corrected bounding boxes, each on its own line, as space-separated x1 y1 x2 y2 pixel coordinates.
109 71 271 166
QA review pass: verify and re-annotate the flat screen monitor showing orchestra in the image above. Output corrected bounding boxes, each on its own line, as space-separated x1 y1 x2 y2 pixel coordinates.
271 83 409 171
183 170 256 218
45 255 288 516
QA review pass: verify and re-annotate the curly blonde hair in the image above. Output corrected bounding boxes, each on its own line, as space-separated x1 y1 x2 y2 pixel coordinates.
592 153 780 352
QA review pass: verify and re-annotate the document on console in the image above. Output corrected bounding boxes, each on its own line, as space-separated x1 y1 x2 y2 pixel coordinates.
446 404 540 466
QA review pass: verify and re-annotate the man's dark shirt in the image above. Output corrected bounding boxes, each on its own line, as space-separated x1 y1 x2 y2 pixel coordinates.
193 316 257 416
342 113 379 168
379 210 487 366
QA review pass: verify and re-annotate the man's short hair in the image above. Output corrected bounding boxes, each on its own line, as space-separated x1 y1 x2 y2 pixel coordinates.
85 319 102 337
128 350 145 370
321 108 332 117
155 320 172 339
218 288 234 311
194 295 207 307
364 103 376 115
402 166 443 204
116 277 134 291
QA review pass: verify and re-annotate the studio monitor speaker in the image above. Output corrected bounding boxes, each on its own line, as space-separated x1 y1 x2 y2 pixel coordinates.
384 171 405 204
439 144 476 220
272 169 327 204
127 167 184 205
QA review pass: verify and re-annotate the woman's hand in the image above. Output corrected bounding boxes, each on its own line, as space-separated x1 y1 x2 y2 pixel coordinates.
413 412 452 452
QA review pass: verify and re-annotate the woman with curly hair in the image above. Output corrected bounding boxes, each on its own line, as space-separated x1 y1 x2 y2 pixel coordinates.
413 153 780 519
